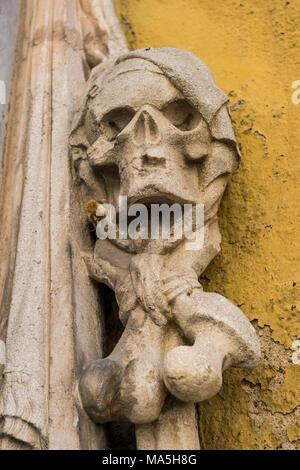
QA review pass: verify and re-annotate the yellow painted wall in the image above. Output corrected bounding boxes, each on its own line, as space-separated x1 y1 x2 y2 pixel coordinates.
115 0 300 450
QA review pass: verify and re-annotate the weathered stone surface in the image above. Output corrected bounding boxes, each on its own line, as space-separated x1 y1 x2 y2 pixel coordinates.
0 0 126 451
70 47 260 448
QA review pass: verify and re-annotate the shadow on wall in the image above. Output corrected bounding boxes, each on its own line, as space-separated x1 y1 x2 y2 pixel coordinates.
100 284 136 450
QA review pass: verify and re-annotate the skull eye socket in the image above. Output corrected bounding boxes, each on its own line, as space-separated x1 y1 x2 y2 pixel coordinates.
162 99 202 131
99 107 135 141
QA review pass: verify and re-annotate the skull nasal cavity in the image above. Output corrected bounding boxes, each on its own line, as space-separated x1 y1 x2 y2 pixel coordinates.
133 110 160 145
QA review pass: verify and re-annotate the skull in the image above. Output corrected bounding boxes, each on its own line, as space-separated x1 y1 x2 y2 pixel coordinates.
84 58 212 210
70 50 239 255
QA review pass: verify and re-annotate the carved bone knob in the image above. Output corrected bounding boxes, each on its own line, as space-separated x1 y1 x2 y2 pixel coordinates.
163 289 260 402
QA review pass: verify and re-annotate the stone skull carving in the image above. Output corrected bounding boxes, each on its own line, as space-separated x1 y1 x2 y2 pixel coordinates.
69 48 260 426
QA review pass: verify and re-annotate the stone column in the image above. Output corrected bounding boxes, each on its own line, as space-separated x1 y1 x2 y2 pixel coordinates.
0 0 127 450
